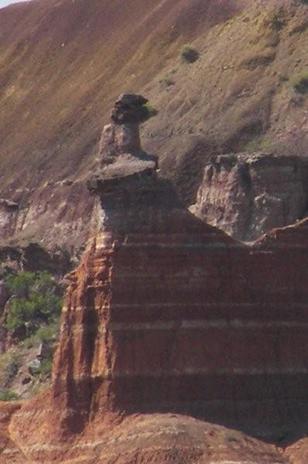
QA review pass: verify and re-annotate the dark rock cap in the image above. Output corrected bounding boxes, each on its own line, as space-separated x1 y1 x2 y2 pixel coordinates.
111 93 150 124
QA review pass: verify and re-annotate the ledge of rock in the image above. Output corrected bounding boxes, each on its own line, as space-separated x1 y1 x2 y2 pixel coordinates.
190 152 308 241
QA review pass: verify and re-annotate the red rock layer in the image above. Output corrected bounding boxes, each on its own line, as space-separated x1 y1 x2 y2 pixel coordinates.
5 175 307 463
3 95 308 462
51 180 308 428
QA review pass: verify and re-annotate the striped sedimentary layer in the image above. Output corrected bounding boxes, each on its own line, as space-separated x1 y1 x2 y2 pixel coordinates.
8 163 307 462
55 170 308 427
7 213 308 463
5 96 308 461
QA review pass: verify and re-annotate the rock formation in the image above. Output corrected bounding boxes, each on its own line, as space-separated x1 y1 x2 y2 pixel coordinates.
1 0 308 251
96 93 158 168
0 200 18 240
0 95 307 463
191 153 308 241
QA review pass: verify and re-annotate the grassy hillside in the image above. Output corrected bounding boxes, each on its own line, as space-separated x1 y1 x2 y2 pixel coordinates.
143 0 308 200
0 0 241 191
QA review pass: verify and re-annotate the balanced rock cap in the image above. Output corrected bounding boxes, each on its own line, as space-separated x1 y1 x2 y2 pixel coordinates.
111 93 150 124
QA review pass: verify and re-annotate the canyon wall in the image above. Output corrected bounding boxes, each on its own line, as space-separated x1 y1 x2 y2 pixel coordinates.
0 95 306 463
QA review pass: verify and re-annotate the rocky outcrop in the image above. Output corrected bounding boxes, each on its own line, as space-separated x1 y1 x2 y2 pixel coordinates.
0 199 19 241
0 242 71 276
191 153 308 241
0 96 307 463
96 93 158 169
0 181 93 253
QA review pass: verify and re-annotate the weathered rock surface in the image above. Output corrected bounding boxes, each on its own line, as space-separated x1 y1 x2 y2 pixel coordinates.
1 410 290 463
0 181 94 252
191 153 308 241
96 93 158 170
0 96 307 463
0 242 71 276
0 200 19 242
286 435 308 464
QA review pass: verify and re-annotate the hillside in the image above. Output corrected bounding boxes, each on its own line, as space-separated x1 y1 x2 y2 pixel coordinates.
0 0 307 250
0 0 242 188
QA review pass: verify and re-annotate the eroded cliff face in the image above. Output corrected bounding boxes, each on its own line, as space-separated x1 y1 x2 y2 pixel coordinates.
0 96 307 463
191 153 308 241
0 181 93 252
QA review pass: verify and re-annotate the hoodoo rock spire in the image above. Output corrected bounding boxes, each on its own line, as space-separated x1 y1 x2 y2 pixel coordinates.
4 96 308 464
96 93 158 167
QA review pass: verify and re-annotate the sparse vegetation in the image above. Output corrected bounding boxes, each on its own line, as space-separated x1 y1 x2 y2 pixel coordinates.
239 51 276 70
159 77 175 88
141 102 158 122
0 389 19 401
30 357 53 379
244 136 274 153
22 321 59 349
291 71 308 94
4 271 62 340
266 7 287 31
245 130 308 157
0 271 62 399
0 351 21 386
181 45 199 63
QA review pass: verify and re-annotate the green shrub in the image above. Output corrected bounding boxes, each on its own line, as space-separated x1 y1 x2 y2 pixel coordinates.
292 71 308 94
0 351 21 386
5 271 37 298
30 357 53 379
4 271 62 338
0 389 19 401
22 321 59 349
181 45 199 63
141 103 158 122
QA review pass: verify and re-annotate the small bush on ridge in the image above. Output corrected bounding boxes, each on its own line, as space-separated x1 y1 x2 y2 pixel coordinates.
181 45 199 63
292 71 308 94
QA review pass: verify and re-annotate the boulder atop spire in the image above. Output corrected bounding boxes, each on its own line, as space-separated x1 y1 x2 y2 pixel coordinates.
89 94 158 193
111 93 151 124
